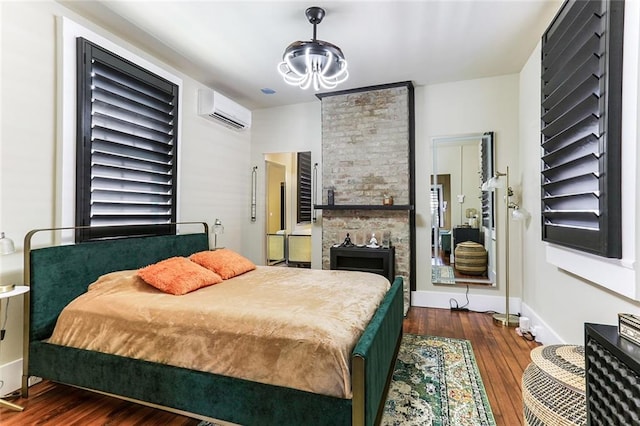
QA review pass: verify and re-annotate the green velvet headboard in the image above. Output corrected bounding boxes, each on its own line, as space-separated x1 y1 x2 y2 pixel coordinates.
27 230 209 341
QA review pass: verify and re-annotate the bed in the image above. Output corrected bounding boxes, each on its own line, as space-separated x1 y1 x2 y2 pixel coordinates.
20 223 404 426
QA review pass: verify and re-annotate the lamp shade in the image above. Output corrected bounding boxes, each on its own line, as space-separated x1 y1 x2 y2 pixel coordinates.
213 219 224 250
511 206 530 222
213 219 224 235
0 232 15 255
487 175 504 189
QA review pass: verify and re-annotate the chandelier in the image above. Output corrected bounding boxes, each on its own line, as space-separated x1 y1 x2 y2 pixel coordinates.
277 6 348 91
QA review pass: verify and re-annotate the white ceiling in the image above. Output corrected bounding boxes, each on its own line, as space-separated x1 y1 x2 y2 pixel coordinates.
59 0 561 110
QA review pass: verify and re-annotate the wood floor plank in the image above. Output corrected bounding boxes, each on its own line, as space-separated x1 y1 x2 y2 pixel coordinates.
1 307 538 425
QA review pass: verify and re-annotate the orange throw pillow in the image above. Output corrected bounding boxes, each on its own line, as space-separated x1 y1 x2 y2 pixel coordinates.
137 256 223 295
190 249 256 280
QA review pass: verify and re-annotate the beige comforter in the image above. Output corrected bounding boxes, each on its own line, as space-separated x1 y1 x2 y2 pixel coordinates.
48 266 390 399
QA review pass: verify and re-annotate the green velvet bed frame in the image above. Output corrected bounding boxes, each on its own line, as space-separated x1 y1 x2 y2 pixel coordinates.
20 224 404 426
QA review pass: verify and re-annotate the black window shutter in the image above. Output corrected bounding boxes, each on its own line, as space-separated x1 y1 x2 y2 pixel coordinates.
480 132 494 229
297 151 312 223
430 186 443 227
76 38 178 242
540 0 623 258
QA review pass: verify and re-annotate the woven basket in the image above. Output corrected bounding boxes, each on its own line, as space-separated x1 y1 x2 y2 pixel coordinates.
454 241 487 275
522 345 586 426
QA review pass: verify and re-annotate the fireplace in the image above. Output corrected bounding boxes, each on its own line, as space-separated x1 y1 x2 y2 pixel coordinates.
330 246 395 283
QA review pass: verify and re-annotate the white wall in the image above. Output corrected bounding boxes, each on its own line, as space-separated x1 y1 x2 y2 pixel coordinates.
518 1 640 345
435 143 482 229
0 0 250 389
412 75 521 311
246 102 321 266
180 86 251 252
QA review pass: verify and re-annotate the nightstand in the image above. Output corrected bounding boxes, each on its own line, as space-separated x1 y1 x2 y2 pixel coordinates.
0 285 29 412
585 323 640 424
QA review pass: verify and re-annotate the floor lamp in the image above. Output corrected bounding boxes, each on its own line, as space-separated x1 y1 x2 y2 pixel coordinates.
484 167 529 327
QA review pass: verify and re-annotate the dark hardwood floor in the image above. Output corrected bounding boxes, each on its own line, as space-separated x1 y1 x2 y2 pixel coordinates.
404 307 540 426
1 307 538 425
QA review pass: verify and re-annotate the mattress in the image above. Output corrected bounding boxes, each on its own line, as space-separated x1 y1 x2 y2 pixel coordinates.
48 266 390 399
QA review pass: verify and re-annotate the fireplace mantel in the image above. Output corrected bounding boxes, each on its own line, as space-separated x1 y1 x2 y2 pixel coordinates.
314 204 414 211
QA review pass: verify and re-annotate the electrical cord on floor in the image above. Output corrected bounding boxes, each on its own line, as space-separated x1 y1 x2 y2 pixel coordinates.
2 389 20 398
516 327 536 341
448 287 518 318
449 285 471 311
449 298 466 310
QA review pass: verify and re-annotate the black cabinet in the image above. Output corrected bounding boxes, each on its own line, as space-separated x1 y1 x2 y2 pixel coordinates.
330 246 395 283
453 227 482 247
585 323 640 425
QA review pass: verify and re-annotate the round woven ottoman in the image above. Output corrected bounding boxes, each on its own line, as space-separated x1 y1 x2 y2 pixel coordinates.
522 345 586 426
454 241 487 275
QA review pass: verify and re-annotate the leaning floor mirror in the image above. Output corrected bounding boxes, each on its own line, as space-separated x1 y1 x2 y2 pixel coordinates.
430 132 495 286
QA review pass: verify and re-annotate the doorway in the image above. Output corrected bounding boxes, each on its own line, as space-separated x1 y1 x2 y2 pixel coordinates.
264 152 313 267
265 161 286 264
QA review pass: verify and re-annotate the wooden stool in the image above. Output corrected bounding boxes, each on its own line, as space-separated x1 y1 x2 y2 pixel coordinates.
522 345 586 426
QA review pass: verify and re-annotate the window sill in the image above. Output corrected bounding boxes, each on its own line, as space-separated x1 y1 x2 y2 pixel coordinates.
545 243 637 301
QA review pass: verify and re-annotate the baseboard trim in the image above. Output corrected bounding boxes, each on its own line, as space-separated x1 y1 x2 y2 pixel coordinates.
0 358 22 395
411 290 521 315
410 292 565 345
521 303 565 345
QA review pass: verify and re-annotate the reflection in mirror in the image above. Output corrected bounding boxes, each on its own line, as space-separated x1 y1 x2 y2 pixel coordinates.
431 133 495 286
264 152 313 267
265 160 286 265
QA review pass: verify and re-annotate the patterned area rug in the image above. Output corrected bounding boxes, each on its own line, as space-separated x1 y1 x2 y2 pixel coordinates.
432 265 456 285
382 334 496 425
198 334 494 426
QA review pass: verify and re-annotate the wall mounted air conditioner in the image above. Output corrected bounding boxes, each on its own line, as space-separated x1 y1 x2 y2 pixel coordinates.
198 89 251 130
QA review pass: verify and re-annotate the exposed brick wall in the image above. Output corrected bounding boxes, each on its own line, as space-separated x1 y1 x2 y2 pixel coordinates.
321 211 410 278
320 85 412 290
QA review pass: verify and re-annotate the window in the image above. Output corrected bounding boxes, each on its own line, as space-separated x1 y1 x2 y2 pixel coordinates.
430 185 444 228
75 38 179 242
540 0 624 257
480 132 494 229
297 151 312 223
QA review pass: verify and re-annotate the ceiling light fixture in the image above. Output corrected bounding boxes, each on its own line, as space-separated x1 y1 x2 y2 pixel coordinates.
277 6 348 91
